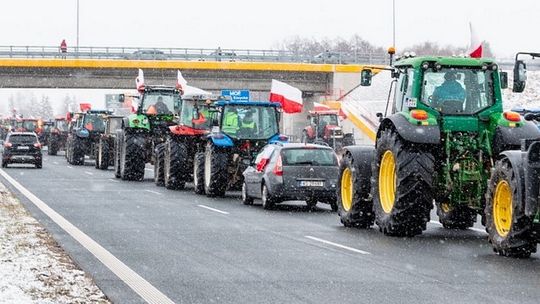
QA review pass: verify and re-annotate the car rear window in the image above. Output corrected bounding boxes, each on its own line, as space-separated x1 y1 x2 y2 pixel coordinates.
281 148 337 166
9 135 37 144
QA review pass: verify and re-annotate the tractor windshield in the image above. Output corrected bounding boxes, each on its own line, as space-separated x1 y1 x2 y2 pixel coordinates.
179 100 213 130
83 114 106 132
221 105 279 140
421 67 495 115
21 120 37 131
141 92 181 115
56 120 68 131
317 114 338 127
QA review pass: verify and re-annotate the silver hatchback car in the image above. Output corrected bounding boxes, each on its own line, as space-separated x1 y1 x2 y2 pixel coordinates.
242 143 339 210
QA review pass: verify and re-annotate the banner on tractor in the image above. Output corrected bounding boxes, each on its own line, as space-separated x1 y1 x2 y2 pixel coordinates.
269 79 303 113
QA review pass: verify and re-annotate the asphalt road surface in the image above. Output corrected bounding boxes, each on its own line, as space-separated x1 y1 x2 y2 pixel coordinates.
1 153 539 304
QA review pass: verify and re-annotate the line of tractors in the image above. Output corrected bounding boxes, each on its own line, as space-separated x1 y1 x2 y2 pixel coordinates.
44 51 540 258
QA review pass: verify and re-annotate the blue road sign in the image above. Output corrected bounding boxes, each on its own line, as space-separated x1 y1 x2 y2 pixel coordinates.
221 89 250 102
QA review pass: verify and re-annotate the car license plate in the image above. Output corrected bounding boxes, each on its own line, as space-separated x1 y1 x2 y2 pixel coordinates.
17 146 30 150
299 180 324 187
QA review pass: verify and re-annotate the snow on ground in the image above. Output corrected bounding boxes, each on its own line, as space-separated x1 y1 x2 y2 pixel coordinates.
503 70 540 110
0 182 109 304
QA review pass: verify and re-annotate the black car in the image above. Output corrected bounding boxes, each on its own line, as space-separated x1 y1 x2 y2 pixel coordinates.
242 143 339 210
2 132 42 168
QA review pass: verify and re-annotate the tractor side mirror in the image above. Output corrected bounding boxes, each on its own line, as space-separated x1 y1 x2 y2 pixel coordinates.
118 94 125 103
500 72 508 89
276 111 281 123
360 69 372 86
513 60 527 93
376 112 384 122
524 113 535 121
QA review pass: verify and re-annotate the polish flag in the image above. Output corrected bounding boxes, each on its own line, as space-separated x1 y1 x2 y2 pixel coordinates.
313 102 331 111
269 79 303 113
469 22 483 58
339 107 348 119
79 103 91 112
176 70 187 93
136 69 145 92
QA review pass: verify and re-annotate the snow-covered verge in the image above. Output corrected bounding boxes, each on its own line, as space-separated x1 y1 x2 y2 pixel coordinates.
503 70 540 110
0 183 109 304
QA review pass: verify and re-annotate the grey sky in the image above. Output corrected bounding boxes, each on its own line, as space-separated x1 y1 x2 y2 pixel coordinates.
1 0 538 57
1 0 539 115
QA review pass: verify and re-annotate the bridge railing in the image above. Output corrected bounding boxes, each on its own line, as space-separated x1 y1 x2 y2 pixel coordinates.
0 45 388 64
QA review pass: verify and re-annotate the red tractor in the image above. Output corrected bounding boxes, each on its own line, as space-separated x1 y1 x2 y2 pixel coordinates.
301 110 354 150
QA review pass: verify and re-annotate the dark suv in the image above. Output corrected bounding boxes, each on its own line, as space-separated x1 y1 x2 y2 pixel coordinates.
2 132 42 168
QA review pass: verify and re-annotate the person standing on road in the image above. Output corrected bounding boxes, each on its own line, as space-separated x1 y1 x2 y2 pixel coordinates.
59 39 67 59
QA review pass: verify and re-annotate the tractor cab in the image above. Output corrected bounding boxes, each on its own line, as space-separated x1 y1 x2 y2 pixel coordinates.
307 110 342 140
176 95 220 134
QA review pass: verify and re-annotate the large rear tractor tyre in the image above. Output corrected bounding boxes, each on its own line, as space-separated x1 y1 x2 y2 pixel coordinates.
120 131 145 181
114 131 122 178
71 137 85 166
48 138 58 155
204 144 229 197
193 152 205 194
97 138 110 170
164 140 187 190
337 153 374 228
485 158 537 258
436 201 476 229
372 129 434 237
154 143 165 187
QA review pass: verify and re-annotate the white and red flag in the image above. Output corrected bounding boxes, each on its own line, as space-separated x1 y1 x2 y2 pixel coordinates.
136 69 145 92
269 79 303 113
176 70 187 93
469 22 483 58
313 102 331 111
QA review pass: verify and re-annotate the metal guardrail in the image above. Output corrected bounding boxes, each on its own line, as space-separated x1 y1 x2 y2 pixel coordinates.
0 45 388 64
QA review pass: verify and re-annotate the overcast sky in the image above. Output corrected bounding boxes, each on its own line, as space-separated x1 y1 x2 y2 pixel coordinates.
1 0 539 57
1 0 540 114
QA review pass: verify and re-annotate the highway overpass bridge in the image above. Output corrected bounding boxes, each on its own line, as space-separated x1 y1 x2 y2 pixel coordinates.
0 59 365 98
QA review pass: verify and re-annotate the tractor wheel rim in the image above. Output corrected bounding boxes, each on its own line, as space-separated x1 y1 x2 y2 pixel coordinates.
379 150 396 214
493 180 512 237
441 202 452 213
340 167 353 212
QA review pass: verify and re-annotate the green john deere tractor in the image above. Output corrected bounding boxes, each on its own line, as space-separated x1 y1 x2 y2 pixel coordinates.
337 49 540 238
114 86 182 180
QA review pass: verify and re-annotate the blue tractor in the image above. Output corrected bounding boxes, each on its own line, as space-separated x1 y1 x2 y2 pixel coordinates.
194 100 288 197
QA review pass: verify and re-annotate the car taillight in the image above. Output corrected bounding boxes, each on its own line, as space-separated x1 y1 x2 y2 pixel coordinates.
34 143 42 149
273 155 283 176
504 111 521 122
3 142 12 148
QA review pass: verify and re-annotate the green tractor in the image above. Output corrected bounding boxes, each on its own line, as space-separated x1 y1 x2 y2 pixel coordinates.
483 52 540 258
337 49 540 238
114 70 183 180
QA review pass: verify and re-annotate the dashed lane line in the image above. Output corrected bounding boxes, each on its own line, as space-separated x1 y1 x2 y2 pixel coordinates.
67 166 73 169
305 236 371 255
108 179 119 183
144 190 162 195
197 204 230 215
145 168 153 172
84 171 94 176
53 161 59 165
0 169 175 304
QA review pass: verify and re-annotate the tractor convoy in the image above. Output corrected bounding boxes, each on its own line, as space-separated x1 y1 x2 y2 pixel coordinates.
19 59 540 259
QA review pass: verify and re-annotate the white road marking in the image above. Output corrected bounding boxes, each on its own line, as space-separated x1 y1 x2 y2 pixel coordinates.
430 220 486 234
53 161 59 165
0 169 174 304
145 168 153 172
197 204 229 215
144 190 162 195
305 236 371 255
108 178 119 183
67 166 73 169
84 171 94 176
